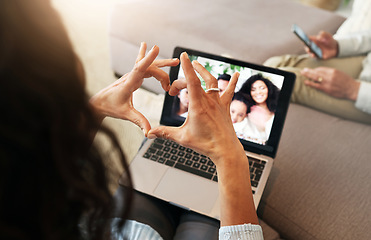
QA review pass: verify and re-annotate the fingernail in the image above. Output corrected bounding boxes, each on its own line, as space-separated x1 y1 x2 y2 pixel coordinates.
163 85 170 92
150 45 157 51
142 129 148 136
181 52 189 59
147 133 156 139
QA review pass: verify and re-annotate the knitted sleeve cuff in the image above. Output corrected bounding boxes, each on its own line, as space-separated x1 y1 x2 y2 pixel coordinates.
219 223 264 240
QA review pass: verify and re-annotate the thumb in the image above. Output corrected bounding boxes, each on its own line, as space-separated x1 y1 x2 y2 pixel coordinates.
123 109 151 136
147 125 180 141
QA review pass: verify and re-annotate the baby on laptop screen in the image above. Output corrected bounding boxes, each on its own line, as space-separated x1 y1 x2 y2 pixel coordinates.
173 56 283 145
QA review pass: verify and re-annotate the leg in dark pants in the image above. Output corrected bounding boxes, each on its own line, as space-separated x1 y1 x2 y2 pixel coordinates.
113 187 220 240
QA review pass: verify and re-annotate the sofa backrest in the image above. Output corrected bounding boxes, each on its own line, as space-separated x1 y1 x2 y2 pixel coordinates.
109 0 345 93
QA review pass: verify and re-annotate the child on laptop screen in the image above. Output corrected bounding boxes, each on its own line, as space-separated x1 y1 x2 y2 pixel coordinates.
172 85 189 118
231 91 269 145
230 92 250 137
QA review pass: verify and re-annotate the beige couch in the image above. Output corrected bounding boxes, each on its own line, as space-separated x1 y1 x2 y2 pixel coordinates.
109 0 371 239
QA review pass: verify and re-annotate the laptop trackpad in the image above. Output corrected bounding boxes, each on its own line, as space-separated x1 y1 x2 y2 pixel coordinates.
154 168 219 214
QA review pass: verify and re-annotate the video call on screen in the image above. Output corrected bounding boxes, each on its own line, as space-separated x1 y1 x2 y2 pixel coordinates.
173 55 284 146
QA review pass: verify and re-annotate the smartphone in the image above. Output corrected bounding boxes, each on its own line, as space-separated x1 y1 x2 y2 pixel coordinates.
291 24 322 59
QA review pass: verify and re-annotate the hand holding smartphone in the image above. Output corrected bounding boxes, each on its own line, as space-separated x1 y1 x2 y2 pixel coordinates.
291 24 323 59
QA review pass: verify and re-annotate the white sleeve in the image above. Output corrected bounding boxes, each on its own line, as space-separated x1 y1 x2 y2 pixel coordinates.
219 224 264 240
355 81 371 114
335 32 371 84
335 31 371 57
111 219 163 240
359 52 371 82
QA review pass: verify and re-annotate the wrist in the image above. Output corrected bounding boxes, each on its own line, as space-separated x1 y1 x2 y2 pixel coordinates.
89 96 107 123
334 41 340 57
214 145 246 169
212 143 250 183
348 80 360 101
210 138 245 167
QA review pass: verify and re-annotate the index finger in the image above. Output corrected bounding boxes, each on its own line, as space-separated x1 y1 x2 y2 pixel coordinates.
168 78 187 96
220 72 239 104
124 45 160 92
304 79 323 91
192 60 218 89
135 42 147 63
301 68 320 81
135 45 160 72
180 52 204 101
153 58 180 68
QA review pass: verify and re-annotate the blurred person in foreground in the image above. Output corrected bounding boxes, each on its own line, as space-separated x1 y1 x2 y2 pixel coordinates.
0 0 263 239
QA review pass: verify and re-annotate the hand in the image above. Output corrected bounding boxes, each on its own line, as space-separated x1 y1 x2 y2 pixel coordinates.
306 31 338 59
90 42 179 135
301 67 360 101
149 53 259 226
148 52 242 164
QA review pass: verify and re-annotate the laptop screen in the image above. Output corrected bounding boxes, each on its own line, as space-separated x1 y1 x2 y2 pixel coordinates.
161 47 295 158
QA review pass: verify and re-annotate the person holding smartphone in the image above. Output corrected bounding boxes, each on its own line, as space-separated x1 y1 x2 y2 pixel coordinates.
263 0 371 124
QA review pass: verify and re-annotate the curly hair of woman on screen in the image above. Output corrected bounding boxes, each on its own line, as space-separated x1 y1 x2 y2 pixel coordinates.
237 73 280 143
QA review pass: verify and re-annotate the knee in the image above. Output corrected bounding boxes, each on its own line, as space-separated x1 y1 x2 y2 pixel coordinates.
264 54 310 68
263 55 286 67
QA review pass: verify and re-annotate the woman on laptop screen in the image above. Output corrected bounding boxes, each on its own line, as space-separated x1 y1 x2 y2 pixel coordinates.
237 74 281 145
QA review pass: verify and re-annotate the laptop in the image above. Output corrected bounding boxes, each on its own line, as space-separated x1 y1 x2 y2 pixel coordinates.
121 47 295 219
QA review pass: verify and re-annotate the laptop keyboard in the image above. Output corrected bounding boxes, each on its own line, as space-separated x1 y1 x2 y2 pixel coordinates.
143 138 266 192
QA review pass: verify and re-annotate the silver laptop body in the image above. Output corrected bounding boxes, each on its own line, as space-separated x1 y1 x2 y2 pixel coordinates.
122 47 295 219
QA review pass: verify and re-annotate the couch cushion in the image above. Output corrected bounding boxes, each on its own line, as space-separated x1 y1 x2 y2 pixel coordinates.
258 103 371 240
260 219 282 240
109 0 345 93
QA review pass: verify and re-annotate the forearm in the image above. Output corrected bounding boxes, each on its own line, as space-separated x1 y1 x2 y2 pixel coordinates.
359 52 371 82
89 96 107 124
335 31 371 57
347 80 361 102
86 97 108 145
355 81 371 114
214 144 259 226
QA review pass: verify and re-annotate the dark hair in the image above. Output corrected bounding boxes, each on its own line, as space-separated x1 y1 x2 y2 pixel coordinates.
0 1 132 240
238 73 280 113
171 89 189 120
217 73 231 81
172 94 181 117
232 92 251 114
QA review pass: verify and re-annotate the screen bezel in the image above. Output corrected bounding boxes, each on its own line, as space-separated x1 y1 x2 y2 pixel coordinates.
160 47 295 158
